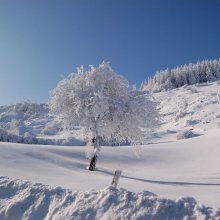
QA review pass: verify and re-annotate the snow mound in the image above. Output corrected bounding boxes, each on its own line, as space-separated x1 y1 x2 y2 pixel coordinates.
0 176 218 220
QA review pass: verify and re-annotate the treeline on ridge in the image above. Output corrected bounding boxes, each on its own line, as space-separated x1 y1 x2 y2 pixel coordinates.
141 59 220 92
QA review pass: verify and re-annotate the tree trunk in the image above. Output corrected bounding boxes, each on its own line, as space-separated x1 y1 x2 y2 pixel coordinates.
89 136 99 171
89 154 98 171
88 122 100 171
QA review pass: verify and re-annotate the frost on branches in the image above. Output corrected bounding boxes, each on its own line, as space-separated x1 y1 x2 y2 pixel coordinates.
50 62 159 171
141 59 220 92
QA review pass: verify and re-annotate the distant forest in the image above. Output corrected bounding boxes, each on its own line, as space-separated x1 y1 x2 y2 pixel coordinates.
141 59 220 92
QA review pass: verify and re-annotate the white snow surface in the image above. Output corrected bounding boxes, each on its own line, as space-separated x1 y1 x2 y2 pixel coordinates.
0 81 220 219
0 176 217 220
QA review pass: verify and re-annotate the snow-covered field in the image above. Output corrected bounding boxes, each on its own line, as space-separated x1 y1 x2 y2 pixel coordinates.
0 81 220 219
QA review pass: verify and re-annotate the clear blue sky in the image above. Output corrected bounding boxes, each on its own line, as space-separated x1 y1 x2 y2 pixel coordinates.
0 0 220 105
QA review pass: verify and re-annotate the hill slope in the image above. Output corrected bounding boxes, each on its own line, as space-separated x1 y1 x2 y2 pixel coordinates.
1 81 220 145
0 126 220 209
0 81 220 218
0 102 83 145
150 81 220 142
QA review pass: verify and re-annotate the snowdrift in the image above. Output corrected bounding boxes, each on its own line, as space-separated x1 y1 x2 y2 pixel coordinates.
0 176 218 220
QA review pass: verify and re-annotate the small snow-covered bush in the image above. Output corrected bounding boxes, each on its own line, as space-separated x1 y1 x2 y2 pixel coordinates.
166 129 176 134
42 121 61 135
9 119 20 136
175 99 188 122
176 130 198 140
188 86 198 93
0 128 21 143
175 111 186 121
23 132 33 144
184 119 199 127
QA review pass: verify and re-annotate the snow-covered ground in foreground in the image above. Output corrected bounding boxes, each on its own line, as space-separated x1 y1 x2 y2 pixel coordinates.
0 81 220 218
0 176 218 220
0 128 220 210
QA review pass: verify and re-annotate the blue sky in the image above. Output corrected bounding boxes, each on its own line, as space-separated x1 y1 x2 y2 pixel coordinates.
0 0 220 105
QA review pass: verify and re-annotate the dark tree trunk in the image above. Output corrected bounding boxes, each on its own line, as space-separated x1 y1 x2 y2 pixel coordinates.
89 154 98 171
89 123 99 171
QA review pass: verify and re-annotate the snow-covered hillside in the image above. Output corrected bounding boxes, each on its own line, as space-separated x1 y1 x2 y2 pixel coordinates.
0 81 220 218
150 81 220 142
0 102 83 146
0 102 49 136
1 81 220 146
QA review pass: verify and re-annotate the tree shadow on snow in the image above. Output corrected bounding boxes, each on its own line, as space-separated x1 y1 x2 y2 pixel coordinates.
121 176 220 186
24 151 87 171
97 169 220 186
147 140 175 145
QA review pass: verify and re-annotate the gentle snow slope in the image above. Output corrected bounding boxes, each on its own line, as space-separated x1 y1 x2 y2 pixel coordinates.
152 81 220 141
0 176 218 220
0 127 220 209
0 81 220 219
1 81 220 146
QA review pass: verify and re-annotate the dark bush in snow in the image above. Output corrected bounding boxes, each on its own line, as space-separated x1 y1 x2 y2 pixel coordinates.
177 130 198 140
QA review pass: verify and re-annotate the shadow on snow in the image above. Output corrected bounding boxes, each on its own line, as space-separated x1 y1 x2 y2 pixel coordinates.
97 168 220 186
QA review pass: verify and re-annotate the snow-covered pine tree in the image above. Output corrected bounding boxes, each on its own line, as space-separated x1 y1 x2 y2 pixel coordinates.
142 59 220 92
49 62 159 171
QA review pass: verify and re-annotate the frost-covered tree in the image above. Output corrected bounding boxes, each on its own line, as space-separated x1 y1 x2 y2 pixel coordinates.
142 59 220 92
50 62 159 171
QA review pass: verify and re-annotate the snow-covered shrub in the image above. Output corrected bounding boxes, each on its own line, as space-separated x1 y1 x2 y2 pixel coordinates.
166 129 176 134
188 86 198 93
184 119 199 126
42 120 61 135
176 130 198 140
215 114 220 119
50 62 160 170
0 128 21 143
175 111 186 121
175 99 188 121
9 119 20 136
23 132 33 144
